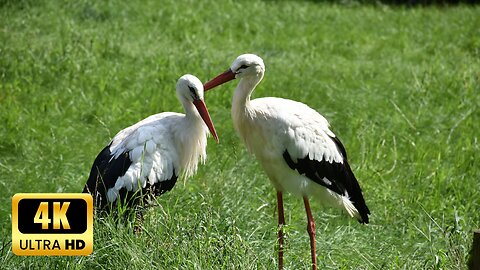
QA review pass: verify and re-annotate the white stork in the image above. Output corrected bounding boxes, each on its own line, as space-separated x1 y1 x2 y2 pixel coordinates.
203 54 370 269
83 74 218 219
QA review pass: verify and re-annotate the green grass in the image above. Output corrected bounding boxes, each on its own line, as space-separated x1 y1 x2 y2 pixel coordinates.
1 0 480 269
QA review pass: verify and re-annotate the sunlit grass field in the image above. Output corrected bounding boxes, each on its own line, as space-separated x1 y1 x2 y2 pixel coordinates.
1 0 479 269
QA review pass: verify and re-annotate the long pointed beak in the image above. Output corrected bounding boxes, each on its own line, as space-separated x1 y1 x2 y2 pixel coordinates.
204 69 236 91
193 99 219 143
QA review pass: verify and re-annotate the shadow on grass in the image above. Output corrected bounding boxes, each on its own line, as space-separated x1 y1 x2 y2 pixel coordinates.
0 0 36 9
262 0 479 6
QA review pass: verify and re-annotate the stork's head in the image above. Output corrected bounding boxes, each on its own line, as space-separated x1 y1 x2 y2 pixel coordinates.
176 74 218 143
204 54 265 91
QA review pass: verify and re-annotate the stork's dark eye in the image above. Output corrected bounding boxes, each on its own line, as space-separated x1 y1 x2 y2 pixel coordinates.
239 64 249 69
188 85 200 100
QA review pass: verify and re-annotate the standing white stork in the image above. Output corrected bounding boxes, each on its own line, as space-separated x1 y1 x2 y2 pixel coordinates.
203 54 370 269
83 74 218 222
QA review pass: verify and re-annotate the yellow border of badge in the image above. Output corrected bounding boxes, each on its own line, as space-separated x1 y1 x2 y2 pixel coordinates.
12 193 93 256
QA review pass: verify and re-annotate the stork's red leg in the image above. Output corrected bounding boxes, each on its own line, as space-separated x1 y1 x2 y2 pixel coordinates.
277 191 285 270
303 197 317 270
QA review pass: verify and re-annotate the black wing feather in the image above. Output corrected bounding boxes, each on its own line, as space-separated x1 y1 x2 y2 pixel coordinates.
83 143 178 211
83 143 132 209
282 135 370 223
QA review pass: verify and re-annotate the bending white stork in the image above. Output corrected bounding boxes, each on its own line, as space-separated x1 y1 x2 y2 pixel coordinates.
204 54 370 269
83 74 218 221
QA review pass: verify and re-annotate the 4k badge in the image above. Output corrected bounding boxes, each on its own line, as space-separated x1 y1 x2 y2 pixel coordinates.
12 193 93 256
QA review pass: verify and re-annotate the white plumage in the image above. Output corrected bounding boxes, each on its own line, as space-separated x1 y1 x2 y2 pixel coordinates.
105 113 197 202
84 74 218 210
233 97 354 210
204 54 369 269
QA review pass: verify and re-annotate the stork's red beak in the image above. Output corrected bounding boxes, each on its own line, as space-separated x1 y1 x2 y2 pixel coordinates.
193 99 219 143
204 69 236 91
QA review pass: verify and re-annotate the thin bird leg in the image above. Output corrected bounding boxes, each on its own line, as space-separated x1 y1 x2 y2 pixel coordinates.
277 191 285 270
303 197 317 270
133 208 145 235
